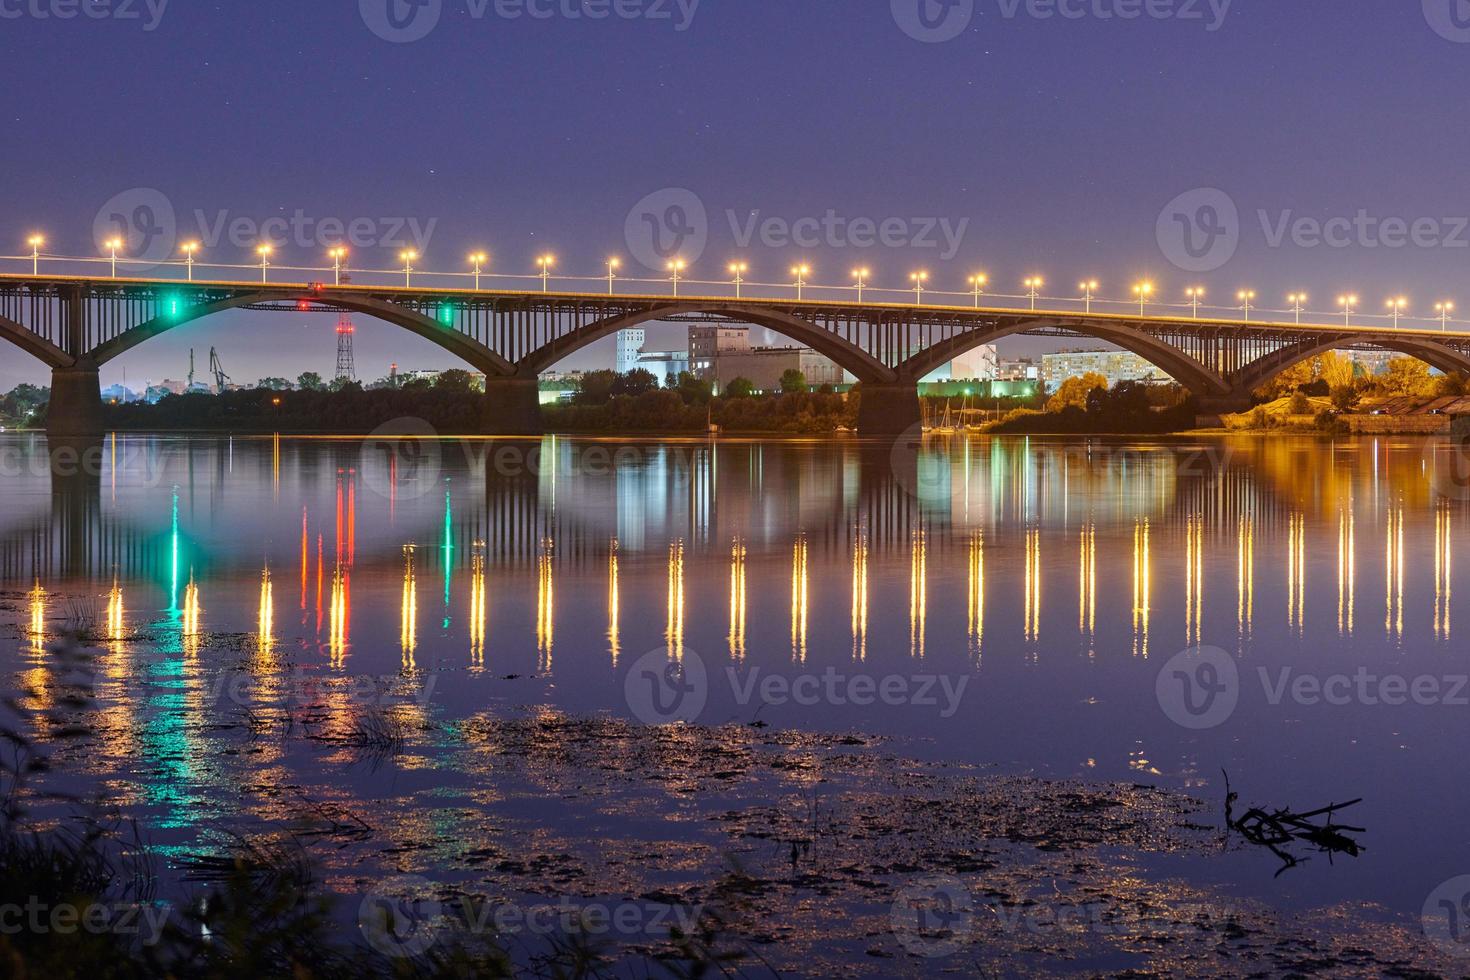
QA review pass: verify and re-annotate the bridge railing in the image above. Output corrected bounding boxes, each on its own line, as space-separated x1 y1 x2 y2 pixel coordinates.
0 252 1466 335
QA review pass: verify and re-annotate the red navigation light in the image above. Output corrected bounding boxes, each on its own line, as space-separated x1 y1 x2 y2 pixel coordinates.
296 299 311 311
308 281 326 293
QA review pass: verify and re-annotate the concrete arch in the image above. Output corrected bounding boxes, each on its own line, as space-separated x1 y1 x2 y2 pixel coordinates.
1235 335 1470 393
0 314 72 368
897 318 1233 396
516 304 897 382
87 291 516 376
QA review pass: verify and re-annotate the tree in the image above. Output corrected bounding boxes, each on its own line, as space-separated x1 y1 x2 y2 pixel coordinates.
434 369 477 394
1318 351 1355 391
612 369 659 398
574 370 618 405
296 372 325 391
672 372 712 404
723 377 755 399
1373 358 1436 398
779 369 808 394
256 377 291 391
2 383 49 419
1046 372 1108 413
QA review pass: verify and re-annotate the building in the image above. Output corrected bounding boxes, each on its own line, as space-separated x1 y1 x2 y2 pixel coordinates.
1041 349 1170 391
706 347 845 393
1344 350 1398 376
689 324 752 379
100 384 140 404
635 350 691 387
615 329 646 374
145 379 187 403
997 358 1040 382
950 345 999 381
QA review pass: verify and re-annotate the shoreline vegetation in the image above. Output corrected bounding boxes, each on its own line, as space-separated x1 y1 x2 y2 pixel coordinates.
4 353 1468 437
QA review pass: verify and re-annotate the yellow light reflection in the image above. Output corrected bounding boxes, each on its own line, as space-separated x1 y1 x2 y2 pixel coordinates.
1184 516 1203 646
1023 528 1041 646
257 567 274 657
1132 519 1151 658
1287 514 1306 635
1338 507 1355 636
1237 516 1254 640
850 530 868 661
470 542 487 671
910 529 928 657
1078 523 1096 644
329 564 348 668
1386 507 1404 641
792 533 809 662
1436 504 1452 640
401 544 417 670
537 538 555 670
968 531 985 661
608 539 621 665
182 574 201 655
28 581 45 655
666 539 685 657
730 537 747 660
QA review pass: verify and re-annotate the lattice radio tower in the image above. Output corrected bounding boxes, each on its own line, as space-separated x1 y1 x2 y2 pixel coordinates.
335 313 356 382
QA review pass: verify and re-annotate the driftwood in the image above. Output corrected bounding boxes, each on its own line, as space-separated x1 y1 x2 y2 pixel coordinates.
1223 770 1365 877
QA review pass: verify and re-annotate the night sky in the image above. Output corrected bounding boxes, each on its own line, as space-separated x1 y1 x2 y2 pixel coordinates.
4 1 1469 390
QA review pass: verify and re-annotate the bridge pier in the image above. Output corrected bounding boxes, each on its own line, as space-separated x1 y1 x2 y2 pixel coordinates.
484 377 543 436
1195 390 1255 426
45 366 105 439
856 382 923 437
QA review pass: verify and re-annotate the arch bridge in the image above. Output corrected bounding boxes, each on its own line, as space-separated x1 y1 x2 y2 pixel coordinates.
5 273 1470 438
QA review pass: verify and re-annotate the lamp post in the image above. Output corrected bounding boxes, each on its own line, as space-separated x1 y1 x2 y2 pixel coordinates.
1133 281 1154 316
400 249 418 288
1436 301 1456 330
791 264 810 301
605 257 619 295
105 237 123 278
729 262 748 299
1237 289 1256 322
667 258 686 297
1023 276 1043 311
468 252 488 290
537 254 555 292
1338 294 1358 327
852 267 870 304
27 235 43 276
256 244 273 283
1185 286 1204 319
1287 292 1307 324
328 247 348 286
1078 279 1098 314
969 272 989 308
181 242 201 281
1386 296 1408 328
910 270 929 304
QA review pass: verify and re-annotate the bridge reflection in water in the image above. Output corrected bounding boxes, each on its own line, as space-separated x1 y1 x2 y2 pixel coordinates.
1 432 1465 666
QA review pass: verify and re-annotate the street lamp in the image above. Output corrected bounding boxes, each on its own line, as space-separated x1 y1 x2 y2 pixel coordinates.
605 257 620 295
1338 294 1358 326
792 264 811 301
468 252 488 290
1237 289 1256 322
910 270 929 304
180 242 201 281
1436 301 1456 330
1023 276 1044 311
729 261 748 299
667 258 687 297
328 247 348 286
1185 286 1205 319
400 249 418 288
852 267 871 304
968 272 989 308
1286 292 1308 324
256 244 273 283
1078 279 1098 314
1132 281 1154 316
1386 296 1409 328
104 237 123 278
26 235 43 276
537 254 555 292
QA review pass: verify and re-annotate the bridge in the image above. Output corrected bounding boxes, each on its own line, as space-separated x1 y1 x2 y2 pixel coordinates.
5 270 1470 438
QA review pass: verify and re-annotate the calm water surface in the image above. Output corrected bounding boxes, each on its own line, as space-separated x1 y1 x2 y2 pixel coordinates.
3 431 1468 924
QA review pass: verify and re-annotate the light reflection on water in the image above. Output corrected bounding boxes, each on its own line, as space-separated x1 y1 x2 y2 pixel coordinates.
4 431 1470 915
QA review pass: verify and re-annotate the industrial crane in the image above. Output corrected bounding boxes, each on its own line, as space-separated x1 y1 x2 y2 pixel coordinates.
209 347 230 393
